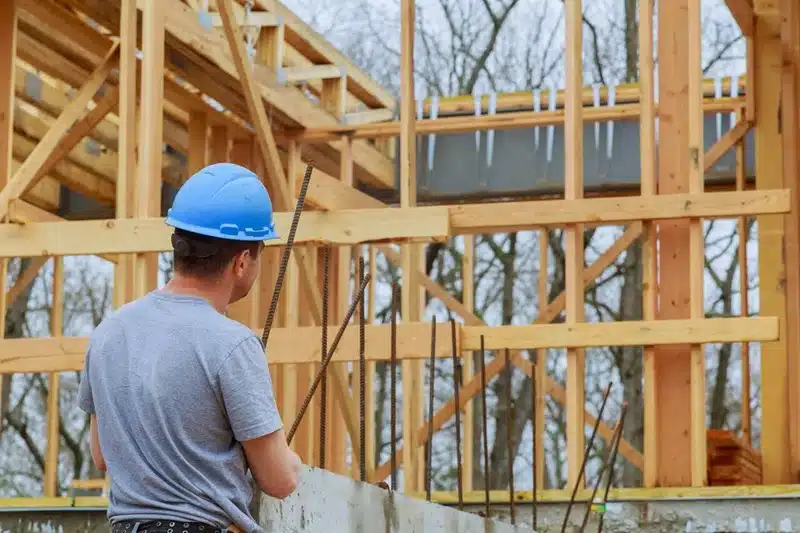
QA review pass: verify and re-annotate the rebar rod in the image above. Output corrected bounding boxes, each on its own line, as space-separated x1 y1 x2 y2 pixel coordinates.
451 318 463 510
425 317 437 501
319 245 330 468
505 349 515 524
358 255 366 482
479 335 490 518
579 403 627 532
560 383 614 533
260 163 313 347
390 282 399 490
287 272 371 444
597 403 628 533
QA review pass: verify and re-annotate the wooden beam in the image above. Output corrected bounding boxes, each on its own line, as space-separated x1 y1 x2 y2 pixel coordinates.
564 0 585 488
279 65 344 84
688 0 707 487
0 203 451 257
655 0 693 487
133 0 164 299
292 100 745 142
0 43 119 219
725 0 755 37
43 256 63 497
0 317 778 375
639 0 658 489
755 0 792 484
1 191 788 259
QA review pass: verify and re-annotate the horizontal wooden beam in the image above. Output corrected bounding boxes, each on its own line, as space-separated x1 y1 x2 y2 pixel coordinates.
278 65 344 84
0 190 789 258
0 317 778 374
292 99 744 142
208 11 279 27
0 201 450 257
448 190 790 232
342 108 394 126
464 317 778 350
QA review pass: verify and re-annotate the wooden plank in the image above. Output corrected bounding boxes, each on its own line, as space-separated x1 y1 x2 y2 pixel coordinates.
725 0 755 37
43 257 63 497
0 317 778 375
447 190 791 232
755 0 792 484
639 0 658 489
133 0 164 299
280 65 343 84
780 0 800 479
294 100 745 142
564 0 585 488
655 0 692 487
0 203 451 257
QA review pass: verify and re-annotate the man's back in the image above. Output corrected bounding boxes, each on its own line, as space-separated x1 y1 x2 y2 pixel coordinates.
78 290 282 533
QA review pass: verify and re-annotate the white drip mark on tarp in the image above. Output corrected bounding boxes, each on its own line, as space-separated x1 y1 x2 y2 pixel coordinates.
606 83 616 160
474 94 482 152
486 92 497 167
592 84 601 153
546 86 557 163
427 95 438 171
533 89 541 150
714 75 723 140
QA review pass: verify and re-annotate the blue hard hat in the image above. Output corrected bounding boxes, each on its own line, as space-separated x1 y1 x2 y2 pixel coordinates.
165 163 279 241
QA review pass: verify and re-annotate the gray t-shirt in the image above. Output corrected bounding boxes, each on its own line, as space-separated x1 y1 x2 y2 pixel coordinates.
78 290 282 533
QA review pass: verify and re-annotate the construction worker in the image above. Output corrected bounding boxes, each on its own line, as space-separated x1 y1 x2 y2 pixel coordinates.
78 163 302 533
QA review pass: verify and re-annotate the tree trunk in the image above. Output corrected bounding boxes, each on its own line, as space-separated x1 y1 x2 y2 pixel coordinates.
617 240 644 487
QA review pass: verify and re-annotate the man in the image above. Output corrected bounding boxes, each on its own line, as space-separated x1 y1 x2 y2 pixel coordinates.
78 163 302 533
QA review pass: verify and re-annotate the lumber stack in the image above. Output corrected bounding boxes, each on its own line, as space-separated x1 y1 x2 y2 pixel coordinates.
707 429 762 485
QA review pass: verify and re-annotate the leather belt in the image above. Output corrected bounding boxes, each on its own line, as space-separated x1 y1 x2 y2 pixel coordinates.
111 520 240 533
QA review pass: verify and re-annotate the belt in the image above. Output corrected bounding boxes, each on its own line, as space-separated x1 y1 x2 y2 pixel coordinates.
111 520 243 533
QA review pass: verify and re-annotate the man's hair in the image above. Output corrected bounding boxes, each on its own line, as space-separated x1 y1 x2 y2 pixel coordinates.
171 228 261 278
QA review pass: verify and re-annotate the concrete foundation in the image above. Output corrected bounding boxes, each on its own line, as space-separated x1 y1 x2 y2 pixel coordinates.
5 470 800 533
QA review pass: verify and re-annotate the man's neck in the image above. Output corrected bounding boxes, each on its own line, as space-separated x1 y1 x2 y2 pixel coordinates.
163 275 231 314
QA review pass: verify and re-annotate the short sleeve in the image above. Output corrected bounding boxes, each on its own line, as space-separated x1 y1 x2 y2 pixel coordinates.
78 342 95 414
218 336 283 442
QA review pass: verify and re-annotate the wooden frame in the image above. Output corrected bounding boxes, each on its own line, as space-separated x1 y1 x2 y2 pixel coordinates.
0 0 797 509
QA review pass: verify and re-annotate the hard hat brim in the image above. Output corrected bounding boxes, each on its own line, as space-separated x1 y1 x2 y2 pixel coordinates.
165 216 280 242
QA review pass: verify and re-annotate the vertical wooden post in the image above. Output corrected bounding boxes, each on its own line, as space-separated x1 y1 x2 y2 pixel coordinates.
687 0 707 487
209 125 230 164
736 106 751 447
399 0 423 492
755 0 792 484
654 0 693 486
116 0 137 310
780 0 800 479
134 0 164 299
639 0 658 489
0 0 17 431
187 112 208 176
44 257 64 497
564 0 585 489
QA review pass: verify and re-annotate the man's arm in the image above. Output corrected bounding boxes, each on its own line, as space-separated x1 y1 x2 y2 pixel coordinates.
218 336 302 500
79 343 106 472
89 415 107 472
